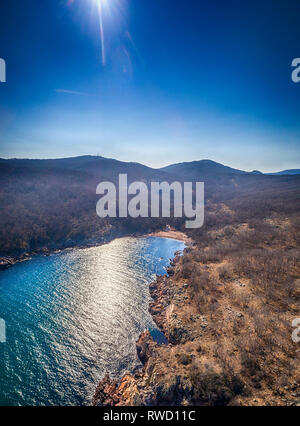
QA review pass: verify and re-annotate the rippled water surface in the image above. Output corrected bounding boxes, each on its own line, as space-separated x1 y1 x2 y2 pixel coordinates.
0 237 185 406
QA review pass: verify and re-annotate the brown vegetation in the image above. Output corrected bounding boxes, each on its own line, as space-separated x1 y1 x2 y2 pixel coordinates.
94 197 300 406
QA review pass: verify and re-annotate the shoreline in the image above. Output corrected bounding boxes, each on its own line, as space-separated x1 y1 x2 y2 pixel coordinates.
0 228 191 271
93 251 185 406
0 226 188 407
146 229 193 246
0 233 125 271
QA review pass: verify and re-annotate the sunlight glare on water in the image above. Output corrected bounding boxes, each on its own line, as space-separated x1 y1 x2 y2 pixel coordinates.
0 237 185 406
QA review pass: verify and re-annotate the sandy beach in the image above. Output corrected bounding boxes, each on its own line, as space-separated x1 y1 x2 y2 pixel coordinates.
146 229 193 246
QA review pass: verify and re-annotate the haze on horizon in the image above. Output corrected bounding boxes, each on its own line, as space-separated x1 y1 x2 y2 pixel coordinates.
0 0 300 173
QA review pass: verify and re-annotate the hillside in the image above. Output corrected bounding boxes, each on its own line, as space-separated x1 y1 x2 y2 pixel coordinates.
160 159 247 179
1 155 300 406
95 210 300 406
1 156 300 258
93 179 300 406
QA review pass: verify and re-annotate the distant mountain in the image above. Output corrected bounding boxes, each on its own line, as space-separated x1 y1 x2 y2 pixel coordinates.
2 157 299 182
160 160 247 179
1 156 299 182
0 156 172 183
267 169 300 176
0 155 299 257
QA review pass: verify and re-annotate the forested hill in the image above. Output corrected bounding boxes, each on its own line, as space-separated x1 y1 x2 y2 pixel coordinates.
0 156 300 256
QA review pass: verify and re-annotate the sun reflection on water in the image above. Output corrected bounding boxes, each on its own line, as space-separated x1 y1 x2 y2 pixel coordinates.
0 237 185 406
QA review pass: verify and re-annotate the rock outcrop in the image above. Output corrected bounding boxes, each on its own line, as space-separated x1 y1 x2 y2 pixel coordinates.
93 253 200 407
93 373 142 406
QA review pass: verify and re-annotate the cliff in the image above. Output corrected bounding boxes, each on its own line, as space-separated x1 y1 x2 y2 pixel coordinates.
93 216 300 406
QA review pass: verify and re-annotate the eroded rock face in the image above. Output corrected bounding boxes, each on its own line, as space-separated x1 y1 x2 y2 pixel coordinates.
93 373 142 406
93 217 300 407
92 253 199 407
93 251 245 407
93 331 160 406
93 255 196 406
136 331 157 365
93 373 118 406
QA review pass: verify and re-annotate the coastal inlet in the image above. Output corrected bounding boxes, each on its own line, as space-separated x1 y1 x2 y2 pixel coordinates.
0 236 185 406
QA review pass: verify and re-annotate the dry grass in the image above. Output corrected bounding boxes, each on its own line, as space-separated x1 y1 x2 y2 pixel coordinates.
173 215 300 405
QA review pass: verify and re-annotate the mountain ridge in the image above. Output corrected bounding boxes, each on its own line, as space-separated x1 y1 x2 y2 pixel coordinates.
1 155 299 177
266 169 300 176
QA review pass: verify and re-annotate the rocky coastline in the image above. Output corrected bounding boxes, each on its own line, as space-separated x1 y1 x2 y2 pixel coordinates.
0 229 157 271
0 253 33 270
93 252 199 406
0 234 122 271
92 217 300 407
0 229 189 272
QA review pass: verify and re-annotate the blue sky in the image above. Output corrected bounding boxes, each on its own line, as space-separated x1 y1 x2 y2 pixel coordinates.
0 0 299 171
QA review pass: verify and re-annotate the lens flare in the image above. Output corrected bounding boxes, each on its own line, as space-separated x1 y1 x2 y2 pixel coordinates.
96 0 106 65
68 1 134 68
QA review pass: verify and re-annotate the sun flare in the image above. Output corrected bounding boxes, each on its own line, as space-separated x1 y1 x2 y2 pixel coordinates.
96 0 107 65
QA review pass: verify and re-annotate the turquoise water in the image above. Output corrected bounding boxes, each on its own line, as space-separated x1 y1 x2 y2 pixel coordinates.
0 237 184 406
